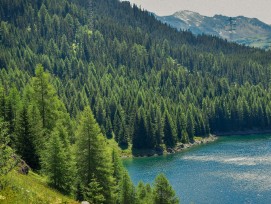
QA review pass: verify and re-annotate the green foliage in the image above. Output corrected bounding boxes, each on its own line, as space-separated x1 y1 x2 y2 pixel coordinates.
119 170 136 204
153 174 179 204
15 105 39 170
163 111 177 148
112 148 124 184
136 181 153 204
2 0 271 202
1 0 271 152
76 107 115 203
85 175 105 204
41 127 75 194
0 118 18 178
0 119 11 176
0 171 78 204
31 65 56 130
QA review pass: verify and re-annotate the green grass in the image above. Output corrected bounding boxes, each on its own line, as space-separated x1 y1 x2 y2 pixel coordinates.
0 171 78 204
107 138 133 158
194 136 203 141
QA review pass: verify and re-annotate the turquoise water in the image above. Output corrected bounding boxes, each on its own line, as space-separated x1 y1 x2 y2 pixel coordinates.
123 134 271 204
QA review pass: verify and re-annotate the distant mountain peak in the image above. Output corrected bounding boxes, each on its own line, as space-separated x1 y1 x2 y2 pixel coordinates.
156 10 271 50
173 10 200 16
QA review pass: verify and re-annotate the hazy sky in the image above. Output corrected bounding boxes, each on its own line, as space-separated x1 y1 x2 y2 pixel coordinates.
125 0 271 24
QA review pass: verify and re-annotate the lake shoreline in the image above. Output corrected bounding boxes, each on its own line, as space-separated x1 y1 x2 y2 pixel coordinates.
122 134 218 159
122 130 271 158
214 129 271 136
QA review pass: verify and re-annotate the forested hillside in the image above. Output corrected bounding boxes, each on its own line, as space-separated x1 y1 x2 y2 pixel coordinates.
1 0 271 163
1 0 271 151
1 0 271 202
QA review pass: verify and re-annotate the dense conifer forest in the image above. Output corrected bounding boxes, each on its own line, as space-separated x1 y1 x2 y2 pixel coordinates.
1 0 271 202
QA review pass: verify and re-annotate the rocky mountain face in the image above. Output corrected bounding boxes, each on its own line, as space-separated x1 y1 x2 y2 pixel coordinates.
156 10 271 50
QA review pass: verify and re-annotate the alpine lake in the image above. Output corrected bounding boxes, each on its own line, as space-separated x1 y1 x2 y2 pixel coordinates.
124 134 271 204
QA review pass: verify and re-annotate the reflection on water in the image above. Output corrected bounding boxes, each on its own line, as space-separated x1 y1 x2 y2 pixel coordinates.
124 134 271 204
182 155 271 166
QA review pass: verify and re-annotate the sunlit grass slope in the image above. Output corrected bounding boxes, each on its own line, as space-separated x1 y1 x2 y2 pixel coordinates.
0 170 78 204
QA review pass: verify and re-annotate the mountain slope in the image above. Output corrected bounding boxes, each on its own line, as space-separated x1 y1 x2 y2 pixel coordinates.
156 10 271 50
1 0 271 151
1 170 78 204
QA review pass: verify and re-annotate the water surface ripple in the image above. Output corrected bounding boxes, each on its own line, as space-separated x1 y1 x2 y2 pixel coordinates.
123 134 271 204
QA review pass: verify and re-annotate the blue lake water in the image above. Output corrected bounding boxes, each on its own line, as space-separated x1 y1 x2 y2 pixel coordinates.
123 134 271 204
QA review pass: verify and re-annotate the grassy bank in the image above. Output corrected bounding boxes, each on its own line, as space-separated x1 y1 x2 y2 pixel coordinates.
0 171 78 204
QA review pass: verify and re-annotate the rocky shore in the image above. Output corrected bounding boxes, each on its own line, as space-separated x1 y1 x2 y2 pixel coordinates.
127 135 218 158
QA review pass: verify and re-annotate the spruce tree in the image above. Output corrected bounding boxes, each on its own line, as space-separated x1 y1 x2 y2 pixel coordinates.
163 111 177 148
15 105 39 170
186 110 195 141
133 110 148 149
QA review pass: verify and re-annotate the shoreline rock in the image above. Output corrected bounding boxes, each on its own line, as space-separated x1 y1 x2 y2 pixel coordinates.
124 135 217 159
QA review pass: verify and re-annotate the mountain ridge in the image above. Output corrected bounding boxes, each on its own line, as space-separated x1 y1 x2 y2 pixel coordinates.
156 10 271 50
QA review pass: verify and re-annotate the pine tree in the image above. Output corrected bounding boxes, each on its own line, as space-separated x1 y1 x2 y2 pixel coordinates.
76 106 115 203
153 174 179 204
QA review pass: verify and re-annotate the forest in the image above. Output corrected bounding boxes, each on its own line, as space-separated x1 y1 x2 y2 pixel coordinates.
0 0 271 202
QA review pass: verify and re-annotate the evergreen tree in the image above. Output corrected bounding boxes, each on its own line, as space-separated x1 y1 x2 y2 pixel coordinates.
153 174 179 204
186 110 195 141
119 170 136 204
0 86 6 120
41 128 74 194
136 181 153 204
163 111 177 148
112 148 123 184
133 109 150 149
27 103 44 160
85 175 106 204
31 64 59 132
0 118 17 176
15 105 39 170
6 85 21 134
76 106 115 203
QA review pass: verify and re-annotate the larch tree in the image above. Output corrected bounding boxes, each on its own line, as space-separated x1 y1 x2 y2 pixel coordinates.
119 170 136 204
76 106 115 203
0 118 17 176
41 127 75 194
85 175 106 204
153 174 179 204
31 64 58 132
